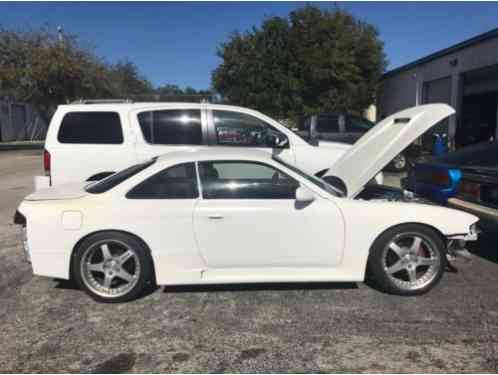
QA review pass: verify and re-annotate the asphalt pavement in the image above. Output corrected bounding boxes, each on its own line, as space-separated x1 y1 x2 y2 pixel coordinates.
0 150 496 373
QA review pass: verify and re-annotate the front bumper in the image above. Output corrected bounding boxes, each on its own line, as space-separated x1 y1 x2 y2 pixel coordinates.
448 198 498 229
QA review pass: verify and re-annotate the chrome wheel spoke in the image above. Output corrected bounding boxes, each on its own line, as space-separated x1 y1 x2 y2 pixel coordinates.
119 250 133 265
410 237 422 252
418 257 437 266
87 262 104 272
117 269 134 282
407 267 417 283
389 242 405 257
103 274 114 289
101 244 112 260
386 260 405 274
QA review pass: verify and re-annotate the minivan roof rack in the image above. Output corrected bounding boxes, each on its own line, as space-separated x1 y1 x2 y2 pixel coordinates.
71 99 133 104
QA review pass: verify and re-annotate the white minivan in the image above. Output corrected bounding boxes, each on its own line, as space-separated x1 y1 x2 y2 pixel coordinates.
38 101 380 191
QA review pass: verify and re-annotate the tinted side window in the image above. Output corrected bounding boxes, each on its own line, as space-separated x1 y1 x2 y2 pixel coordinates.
316 114 339 132
346 116 374 132
58 112 123 144
213 110 284 147
127 162 198 199
137 110 202 145
86 158 156 194
199 161 299 199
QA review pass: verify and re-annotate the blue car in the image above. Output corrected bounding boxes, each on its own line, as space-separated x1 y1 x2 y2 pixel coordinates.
404 141 498 229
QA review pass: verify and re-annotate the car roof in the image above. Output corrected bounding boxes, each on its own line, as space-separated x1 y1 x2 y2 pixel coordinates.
155 148 274 165
56 102 254 113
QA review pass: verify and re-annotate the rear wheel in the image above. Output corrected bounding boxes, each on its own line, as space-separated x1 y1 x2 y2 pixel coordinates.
72 232 153 303
367 224 446 295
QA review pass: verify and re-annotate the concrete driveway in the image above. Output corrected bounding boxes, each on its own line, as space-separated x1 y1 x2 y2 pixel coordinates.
0 150 497 373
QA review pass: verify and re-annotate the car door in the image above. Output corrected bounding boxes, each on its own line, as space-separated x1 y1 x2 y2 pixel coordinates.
193 160 345 282
206 108 296 165
131 105 210 162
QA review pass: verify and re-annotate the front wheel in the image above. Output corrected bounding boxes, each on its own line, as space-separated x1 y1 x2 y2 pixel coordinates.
366 224 446 295
72 232 153 303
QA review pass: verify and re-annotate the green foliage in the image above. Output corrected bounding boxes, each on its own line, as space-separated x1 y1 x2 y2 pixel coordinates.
0 26 211 122
212 5 387 118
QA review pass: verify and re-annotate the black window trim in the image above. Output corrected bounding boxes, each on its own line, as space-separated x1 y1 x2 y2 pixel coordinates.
134 107 208 146
196 159 300 200
125 161 200 200
57 111 125 145
206 108 288 148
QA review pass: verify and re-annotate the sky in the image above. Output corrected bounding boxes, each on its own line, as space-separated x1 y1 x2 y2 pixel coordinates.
1 1 498 90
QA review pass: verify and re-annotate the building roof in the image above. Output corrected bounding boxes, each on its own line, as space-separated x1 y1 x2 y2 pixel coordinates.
382 27 498 79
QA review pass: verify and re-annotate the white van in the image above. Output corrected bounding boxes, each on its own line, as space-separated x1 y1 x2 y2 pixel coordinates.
38 101 380 189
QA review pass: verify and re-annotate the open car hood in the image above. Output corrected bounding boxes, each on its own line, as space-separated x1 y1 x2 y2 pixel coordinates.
323 104 455 198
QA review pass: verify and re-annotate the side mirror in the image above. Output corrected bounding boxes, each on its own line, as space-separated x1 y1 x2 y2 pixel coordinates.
295 186 315 203
268 134 289 149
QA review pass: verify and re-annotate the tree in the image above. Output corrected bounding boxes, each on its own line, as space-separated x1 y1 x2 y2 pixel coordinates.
212 5 387 118
109 60 152 97
0 26 153 122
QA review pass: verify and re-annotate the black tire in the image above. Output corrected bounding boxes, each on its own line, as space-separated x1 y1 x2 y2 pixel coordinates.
72 231 153 303
366 224 446 296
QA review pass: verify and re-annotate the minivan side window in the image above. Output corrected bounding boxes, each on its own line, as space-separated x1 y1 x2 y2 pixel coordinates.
58 112 123 144
316 114 339 132
137 110 202 145
198 161 299 199
126 162 198 199
213 110 285 147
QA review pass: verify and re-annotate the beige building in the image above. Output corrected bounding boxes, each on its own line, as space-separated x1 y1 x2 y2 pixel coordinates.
377 28 498 150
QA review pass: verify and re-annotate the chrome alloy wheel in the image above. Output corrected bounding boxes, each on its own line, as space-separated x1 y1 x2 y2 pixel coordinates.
80 240 140 298
382 232 441 291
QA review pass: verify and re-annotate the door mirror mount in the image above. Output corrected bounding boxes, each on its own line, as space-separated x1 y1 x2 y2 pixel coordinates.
268 134 289 149
295 186 315 203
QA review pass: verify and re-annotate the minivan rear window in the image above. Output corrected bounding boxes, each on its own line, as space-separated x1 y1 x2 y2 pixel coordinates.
85 158 156 194
58 112 123 144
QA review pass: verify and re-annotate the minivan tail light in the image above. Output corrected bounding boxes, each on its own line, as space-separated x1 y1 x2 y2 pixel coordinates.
43 149 51 176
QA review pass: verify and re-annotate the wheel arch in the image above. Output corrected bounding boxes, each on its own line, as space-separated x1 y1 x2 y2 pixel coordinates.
69 229 156 281
369 222 447 255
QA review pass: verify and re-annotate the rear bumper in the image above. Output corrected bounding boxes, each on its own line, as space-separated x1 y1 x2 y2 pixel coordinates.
34 176 50 190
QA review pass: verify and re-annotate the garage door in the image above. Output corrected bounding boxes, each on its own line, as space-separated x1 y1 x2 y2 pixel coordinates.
422 77 452 148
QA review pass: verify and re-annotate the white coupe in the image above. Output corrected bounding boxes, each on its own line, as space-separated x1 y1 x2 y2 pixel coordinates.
15 104 479 302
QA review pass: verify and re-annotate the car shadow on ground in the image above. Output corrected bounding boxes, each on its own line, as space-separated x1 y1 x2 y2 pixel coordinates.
53 279 160 300
163 282 358 294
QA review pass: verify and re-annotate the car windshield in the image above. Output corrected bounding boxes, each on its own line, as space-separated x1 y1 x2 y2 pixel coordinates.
348 116 375 131
85 158 157 194
272 156 345 197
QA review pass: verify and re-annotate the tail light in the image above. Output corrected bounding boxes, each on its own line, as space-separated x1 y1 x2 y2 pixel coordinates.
458 180 481 200
431 172 450 187
43 149 51 176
